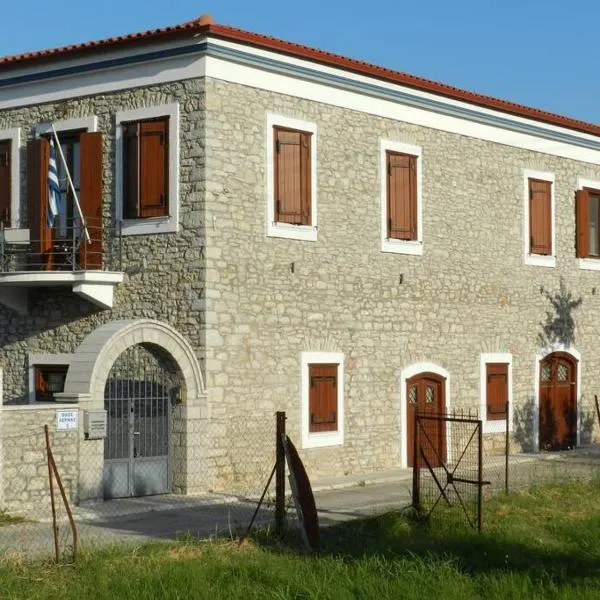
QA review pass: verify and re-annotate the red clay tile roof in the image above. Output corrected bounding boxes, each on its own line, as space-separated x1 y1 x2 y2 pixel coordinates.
2 14 600 138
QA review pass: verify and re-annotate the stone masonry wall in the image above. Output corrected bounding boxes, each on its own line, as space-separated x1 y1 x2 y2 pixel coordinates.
0 406 79 515
202 76 600 486
0 80 206 404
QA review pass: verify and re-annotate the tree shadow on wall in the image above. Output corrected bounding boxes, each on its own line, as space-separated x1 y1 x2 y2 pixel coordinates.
513 397 536 452
537 278 582 348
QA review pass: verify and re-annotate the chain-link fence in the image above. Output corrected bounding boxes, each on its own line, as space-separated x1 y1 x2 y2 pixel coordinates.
0 407 298 562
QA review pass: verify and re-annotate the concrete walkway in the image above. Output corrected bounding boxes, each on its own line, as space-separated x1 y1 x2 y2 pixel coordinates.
2 447 599 560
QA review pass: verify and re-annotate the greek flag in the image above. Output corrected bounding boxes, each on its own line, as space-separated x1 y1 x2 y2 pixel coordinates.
47 139 61 227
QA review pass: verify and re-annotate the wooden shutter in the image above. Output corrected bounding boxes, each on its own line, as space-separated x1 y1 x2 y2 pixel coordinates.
27 138 53 270
274 127 311 225
139 118 168 218
486 363 508 421
122 122 140 219
387 151 417 240
0 140 11 227
309 364 338 433
575 189 589 258
79 132 103 269
529 179 552 255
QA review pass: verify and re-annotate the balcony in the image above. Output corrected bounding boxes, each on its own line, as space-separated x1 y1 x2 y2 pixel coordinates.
0 220 124 314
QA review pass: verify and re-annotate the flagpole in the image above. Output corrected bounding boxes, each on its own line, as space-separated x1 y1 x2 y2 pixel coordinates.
50 125 91 244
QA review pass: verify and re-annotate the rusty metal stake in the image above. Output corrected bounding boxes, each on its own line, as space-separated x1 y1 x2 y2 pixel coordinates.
44 425 60 563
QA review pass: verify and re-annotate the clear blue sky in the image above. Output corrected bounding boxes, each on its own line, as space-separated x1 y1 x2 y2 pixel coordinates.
2 1 598 124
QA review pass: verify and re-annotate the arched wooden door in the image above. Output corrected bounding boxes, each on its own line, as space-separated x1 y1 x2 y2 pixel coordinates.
539 352 577 451
406 372 446 467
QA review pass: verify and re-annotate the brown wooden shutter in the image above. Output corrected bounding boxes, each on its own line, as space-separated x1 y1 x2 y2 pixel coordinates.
529 179 552 255
79 132 103 269
387 151 417 240
27 138 53 270
0 140 11 227
309 364 338 433
575 189 589 258
122 122 139 219
274 127 311 226
486 363 508 421
139 118 168 218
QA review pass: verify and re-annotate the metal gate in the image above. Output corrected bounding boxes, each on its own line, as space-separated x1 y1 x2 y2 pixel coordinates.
412 411 489 530
103 344 180 499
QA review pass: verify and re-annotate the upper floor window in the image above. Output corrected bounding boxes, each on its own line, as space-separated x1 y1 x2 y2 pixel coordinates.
0 139 11 228
31 118 102 270
523 170 555 268
266 114 317 242
122 117 169 219
576 182 600 263
380 140 423 255
0 128 20 229
115 103 179 236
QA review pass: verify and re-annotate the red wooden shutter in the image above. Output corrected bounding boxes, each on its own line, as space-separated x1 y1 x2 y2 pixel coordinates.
139 118 168 218
122 122 139 219
486 363 508 421
274 127 311 226
529 179 552 255
308 364 338 433
27 138 53 270
0 140 11 227
575 189 589 258
79 132 103 269
387 151 417 240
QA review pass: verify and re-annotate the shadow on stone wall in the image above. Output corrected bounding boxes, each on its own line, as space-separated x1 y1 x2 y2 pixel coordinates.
513 397 536 453
537 277 582 348
580 401 596 445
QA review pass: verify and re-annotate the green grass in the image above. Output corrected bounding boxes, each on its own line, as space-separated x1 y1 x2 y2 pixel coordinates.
2 481 600 599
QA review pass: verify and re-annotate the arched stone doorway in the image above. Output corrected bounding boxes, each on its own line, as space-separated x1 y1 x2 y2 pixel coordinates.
539 351 577 451
59 319 206 501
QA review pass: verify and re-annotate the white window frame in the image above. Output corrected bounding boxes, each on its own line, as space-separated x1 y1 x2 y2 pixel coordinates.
35 116 98 138
115 103 179 236
28 353 73 404
523 169 555 268
266 113 318 242
301 351 344 449
479 353 513 434
0 127 21 229
576 177 600 271
380 140 423 255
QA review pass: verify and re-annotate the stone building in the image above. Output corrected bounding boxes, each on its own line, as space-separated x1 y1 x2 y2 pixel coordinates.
0 14 599 513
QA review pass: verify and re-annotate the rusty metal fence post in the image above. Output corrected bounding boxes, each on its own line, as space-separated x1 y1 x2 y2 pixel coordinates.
505 399 510 494
275 411 286 535
412 410 420 514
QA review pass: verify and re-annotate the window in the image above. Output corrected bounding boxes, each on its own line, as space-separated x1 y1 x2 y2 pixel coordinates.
266 114 317 241
123 117 169 219
115 103 179 236
301 352 344 448
480 353 512 433
0 128 20 229
0 139 11 228
575 178 600 270
34 365 68 402
380 140 422 255
486 364 508 421
523 170 555 267
32 118 103 270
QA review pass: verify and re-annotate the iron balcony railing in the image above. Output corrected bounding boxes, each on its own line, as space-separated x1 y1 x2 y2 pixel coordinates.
0 219 123 273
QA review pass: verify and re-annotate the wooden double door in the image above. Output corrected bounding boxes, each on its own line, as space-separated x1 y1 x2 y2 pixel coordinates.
539 352 577 451
407 372 446 467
